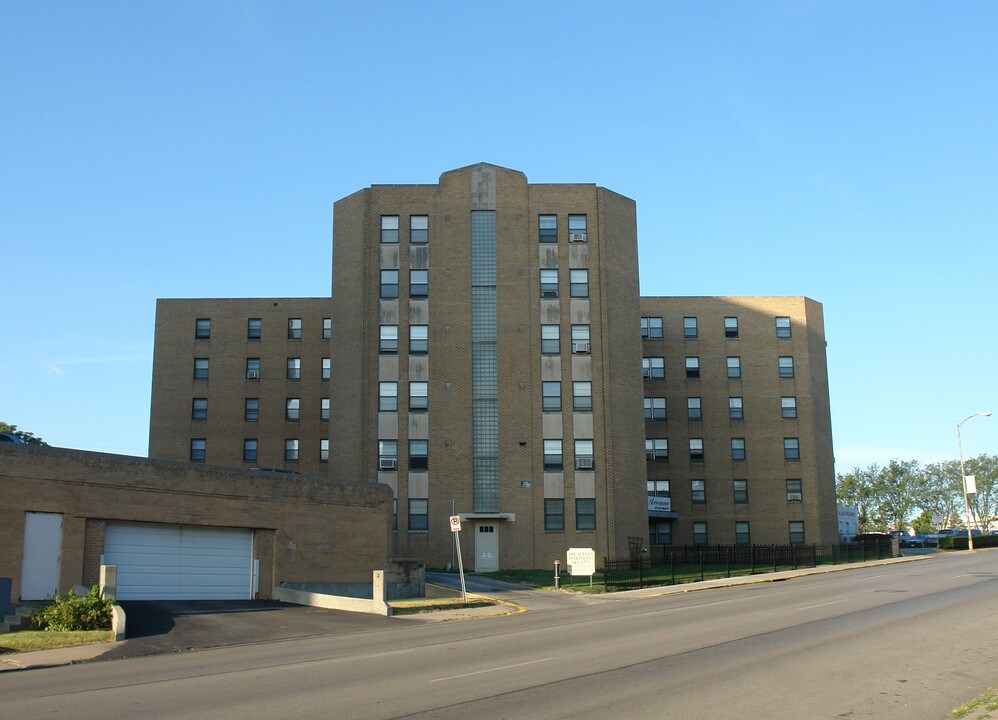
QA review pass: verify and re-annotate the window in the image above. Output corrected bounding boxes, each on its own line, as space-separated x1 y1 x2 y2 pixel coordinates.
191 398 207 421
575 439 594 470
410 215 428 244
573 381 592 412
543 439 563 470
379 382 398 412
409 325 428 354
542 381 562 412
731 438 746 461
409 498 428 531
287 358 301 380
789 521 805 544
692 522 708 546
724 317 739 339
539 214 558 243
643 357 665 379
569 269 589 298
190 439 206 462
410 382 428 412
380 270 399 299
786 479 803 502
381 215 399 244
687 397 702 420
576 498 596 531
650 521 672 546
378 440 398 471
195 318 211 339
194 358 209 380
380 325 399 354
784 437 800 461
647 479 670 497
288 318 302 340
646 438 668 461
247 318 262 339
778 356 794 378
540 269 558 298
243 439 257 463
776 316 792 338
409 269 428 297
321 397 330 421
781 396 797 419
690 438 704 462
409 440 428 470
735 521 751 545
322 358 331 380
571 324 590 354
244 398 259 422
541 324 560 355
246 358 260 379
320 438 329 462
544 498 564 531
683 317 698 339
286 398 300 421
691 479 706 503
733 479 748 504
644 397 666 421
685 356 700 379
641 317 663 339
726 356 741 379
322 318 331 340
729 396 744 420
285 439 299 462
568 214 587 243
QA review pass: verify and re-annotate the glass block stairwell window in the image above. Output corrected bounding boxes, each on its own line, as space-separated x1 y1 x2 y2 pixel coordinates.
471 211 499 512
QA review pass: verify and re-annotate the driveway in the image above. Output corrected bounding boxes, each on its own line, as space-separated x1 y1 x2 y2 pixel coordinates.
98 600 395 660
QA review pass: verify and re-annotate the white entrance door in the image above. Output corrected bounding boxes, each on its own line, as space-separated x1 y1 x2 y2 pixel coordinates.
475 524 499 572
20 512 63 600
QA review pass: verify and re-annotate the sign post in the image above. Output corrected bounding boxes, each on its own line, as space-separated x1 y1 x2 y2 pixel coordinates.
449 515 468 603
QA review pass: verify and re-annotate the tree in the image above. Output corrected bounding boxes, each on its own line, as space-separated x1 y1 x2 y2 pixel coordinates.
0 422 47 446
873 459 922 532
964 454 998 533
920 461 964 529
911 510 935 535
836 465 884 532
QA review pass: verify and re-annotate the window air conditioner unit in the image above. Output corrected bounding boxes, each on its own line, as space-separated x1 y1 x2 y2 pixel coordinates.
247 372 260 379
379 458 397 471
576 457 594 470
572 341 590 354
787 492 802 502
541 290 558 299
569 232 587 243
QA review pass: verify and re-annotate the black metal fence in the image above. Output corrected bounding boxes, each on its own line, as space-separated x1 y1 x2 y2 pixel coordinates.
603 541 897 591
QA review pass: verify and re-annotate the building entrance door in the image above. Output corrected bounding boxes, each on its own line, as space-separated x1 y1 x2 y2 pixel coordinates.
20 512 63 600
475 524 499 572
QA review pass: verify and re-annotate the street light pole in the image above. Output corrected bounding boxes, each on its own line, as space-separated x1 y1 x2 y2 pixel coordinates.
956 411 992 552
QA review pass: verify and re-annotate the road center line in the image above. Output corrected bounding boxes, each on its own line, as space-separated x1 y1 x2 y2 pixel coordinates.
950 573 973 579
795 600 846 611
431 657 555 683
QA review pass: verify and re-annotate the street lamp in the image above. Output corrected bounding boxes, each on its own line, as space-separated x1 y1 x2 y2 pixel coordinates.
957 411 992 551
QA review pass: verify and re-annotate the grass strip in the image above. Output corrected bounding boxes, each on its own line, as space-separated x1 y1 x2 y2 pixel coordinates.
0 630 114 655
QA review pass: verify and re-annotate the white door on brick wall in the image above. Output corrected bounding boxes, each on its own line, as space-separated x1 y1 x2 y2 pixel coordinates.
20 512 63 600
475 524 499 572
103 523 253 600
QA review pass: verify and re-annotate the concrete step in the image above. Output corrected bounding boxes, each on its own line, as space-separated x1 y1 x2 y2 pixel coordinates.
1 607 34 633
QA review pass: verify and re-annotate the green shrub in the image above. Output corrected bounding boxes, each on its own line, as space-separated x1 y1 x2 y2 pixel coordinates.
938 534 998 550
31 586 112 631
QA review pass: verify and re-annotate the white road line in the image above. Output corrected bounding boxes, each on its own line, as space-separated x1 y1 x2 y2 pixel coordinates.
431 657 555 683
795 600 846 611
950 573 973 579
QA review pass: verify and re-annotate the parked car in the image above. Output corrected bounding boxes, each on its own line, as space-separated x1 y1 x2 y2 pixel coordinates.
0 433 26 444
901 534 927 548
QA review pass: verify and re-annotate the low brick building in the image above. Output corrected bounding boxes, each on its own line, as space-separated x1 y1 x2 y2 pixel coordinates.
1 444 392 602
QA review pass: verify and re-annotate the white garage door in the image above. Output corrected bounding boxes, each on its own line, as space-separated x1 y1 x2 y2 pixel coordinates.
103 523 253 600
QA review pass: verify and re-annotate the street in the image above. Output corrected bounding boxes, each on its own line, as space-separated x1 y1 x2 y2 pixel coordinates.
1 552 995 719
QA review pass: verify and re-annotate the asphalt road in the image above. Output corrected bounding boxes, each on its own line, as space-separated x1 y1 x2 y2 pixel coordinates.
2 552 995 719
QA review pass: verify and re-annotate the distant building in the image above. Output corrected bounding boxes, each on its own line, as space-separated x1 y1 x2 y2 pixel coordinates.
838 506 859 542
150 163 839 570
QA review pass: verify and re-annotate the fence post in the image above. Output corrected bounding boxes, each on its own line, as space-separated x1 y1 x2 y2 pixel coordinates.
726 547 731 578
670 552 675 585
699 549 704 581
639 555 644 589
603 558 608 591
751 545 756 574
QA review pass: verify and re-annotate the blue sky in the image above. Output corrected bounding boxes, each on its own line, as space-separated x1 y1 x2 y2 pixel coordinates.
2 1 995 469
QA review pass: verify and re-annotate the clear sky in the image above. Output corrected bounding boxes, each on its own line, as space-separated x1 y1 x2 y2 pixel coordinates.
2 1 995 470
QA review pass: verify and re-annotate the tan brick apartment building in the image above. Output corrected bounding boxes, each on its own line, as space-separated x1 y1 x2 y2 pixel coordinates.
149 163 837 570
